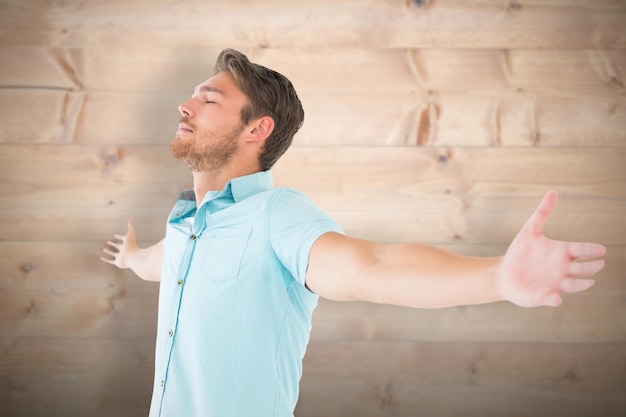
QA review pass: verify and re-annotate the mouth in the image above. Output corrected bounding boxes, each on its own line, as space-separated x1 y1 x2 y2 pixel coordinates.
177 123 194 134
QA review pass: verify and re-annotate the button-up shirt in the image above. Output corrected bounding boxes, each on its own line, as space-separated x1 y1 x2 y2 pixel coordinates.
148 170 343 417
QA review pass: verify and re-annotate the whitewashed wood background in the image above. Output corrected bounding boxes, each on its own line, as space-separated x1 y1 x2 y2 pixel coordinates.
1 0 625 416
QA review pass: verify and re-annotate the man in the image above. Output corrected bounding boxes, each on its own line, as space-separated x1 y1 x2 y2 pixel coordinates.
101 48 606 417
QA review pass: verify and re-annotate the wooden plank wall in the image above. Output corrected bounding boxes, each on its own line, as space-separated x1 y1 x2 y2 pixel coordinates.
1 0 625 416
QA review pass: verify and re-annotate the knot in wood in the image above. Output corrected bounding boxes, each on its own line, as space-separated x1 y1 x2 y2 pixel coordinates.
20 262 34 275
101 148 123 171
563 367 583 383
104 153 118 167
380 380 395 409
508 1 521 12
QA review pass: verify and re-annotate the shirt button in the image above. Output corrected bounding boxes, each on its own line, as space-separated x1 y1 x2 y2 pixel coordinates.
160 380 164 387
190 234 197 240
177 279 183 286
168 329 174 337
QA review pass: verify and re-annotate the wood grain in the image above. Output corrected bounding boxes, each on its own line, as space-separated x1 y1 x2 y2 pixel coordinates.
0 1 624 416
4 47 625 95
1 0 624 49
0 145 623 243
0 337 153 417
0 242 623 343
296 341 626 417
5 44 626 147
2 80 624 147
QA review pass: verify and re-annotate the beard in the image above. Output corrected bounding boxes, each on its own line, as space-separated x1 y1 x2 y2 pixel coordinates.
170 118 244 173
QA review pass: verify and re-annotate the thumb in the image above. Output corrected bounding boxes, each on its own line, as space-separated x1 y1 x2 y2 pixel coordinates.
525 190 558 237
127 218 136 238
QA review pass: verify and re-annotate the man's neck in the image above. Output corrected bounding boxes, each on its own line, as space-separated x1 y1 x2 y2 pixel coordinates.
191 167 260 207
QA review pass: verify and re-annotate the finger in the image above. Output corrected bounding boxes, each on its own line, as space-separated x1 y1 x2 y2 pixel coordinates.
524 190 558 237
113 234 125 241
106 240 121 250
100 256 115 264
567 259 605 278
102 247 118 257
568 242 607 259
544 293 563 307
561 278 596 294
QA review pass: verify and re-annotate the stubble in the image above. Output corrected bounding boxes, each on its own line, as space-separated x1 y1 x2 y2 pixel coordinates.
170 118 244 173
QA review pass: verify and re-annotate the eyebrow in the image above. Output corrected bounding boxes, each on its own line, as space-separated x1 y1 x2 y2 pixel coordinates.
193 85 225 96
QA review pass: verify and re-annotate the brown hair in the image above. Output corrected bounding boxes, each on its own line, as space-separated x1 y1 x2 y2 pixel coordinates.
213 49 305 171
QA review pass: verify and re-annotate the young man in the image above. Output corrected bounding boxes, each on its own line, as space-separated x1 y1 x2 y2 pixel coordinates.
101 49 606 417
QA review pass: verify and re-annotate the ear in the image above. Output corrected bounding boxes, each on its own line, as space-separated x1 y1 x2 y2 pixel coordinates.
246 116 275 143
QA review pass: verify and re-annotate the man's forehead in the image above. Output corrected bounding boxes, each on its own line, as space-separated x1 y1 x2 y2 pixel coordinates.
194 72 240 96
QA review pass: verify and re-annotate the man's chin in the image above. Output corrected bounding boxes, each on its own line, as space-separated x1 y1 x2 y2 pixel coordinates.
170 140 189 160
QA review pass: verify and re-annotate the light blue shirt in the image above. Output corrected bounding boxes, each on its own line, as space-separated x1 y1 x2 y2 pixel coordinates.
148 170 343 417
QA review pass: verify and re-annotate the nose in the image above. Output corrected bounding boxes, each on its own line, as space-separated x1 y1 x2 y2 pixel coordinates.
178 98 194 118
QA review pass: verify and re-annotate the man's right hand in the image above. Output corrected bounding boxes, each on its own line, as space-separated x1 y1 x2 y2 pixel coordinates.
101 218 139 269
101 219 163 282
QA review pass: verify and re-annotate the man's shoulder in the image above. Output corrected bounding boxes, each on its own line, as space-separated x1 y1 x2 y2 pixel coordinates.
264 187 317 206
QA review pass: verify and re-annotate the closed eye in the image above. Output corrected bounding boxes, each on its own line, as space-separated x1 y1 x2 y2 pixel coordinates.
192 85 225 104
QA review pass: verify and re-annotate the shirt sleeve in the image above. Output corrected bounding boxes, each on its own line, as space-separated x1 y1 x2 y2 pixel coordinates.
267 188 344 287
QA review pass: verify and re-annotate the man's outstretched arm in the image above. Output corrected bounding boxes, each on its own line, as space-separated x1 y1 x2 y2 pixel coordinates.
101 219 163 282
306 191 606 308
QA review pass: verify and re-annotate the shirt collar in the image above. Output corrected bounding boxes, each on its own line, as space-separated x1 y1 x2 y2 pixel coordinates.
178 170 275 205
229 170 274 202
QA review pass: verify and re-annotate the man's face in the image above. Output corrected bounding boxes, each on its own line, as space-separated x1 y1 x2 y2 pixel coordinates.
170 71 249 173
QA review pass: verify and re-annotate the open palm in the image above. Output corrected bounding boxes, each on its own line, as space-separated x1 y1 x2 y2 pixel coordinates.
101 218 138 269
497 191 606 307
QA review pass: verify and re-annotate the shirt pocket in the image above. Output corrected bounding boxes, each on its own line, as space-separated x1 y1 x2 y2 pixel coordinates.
199 228 252 281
